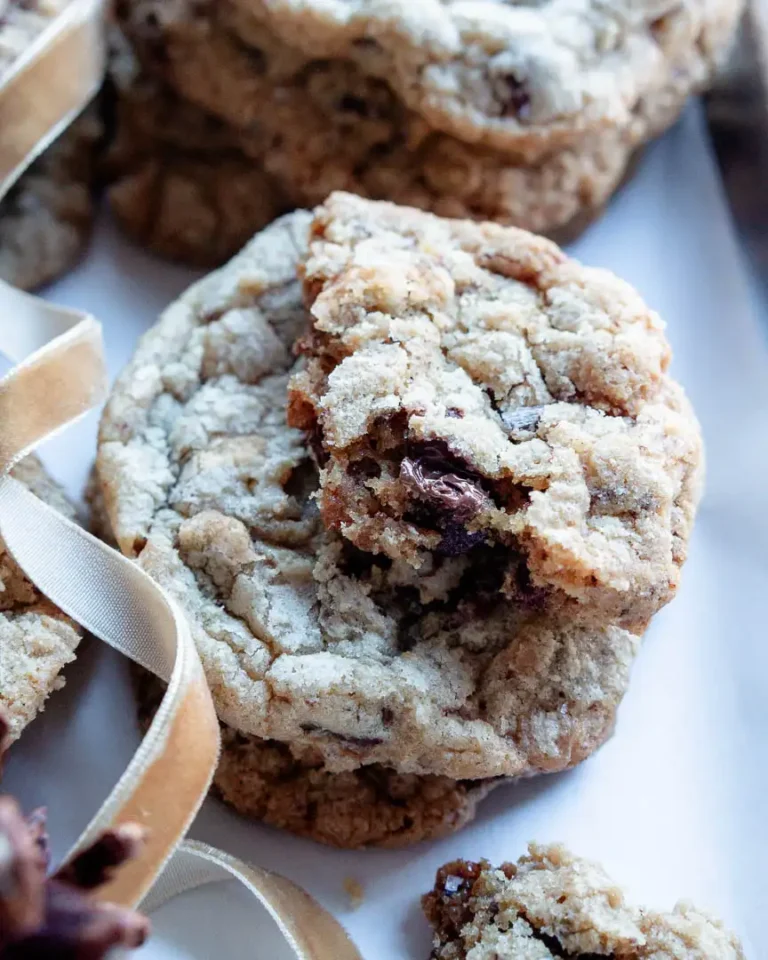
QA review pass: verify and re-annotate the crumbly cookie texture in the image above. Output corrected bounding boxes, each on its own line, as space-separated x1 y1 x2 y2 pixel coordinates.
97 207 649 780
112 0 740 245
0 457 81 742
290 193 702 632
423 844 745 959
0 108 101 291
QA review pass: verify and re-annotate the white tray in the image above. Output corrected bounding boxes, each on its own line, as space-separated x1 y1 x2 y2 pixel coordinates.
3 104 764 958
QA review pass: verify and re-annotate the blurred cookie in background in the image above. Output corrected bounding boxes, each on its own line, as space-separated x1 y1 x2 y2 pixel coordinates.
0 109 102 291
104 0 744 266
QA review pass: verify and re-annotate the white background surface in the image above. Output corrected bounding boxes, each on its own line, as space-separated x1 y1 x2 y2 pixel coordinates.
3 105 765 958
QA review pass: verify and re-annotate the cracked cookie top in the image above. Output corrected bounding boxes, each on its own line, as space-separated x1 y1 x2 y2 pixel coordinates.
220 0 741 152
0 457 81 741
423 843 745 959
289 193 702 632
97 207 648 779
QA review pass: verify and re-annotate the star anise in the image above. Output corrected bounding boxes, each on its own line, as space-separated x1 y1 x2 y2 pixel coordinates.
0 710 150 957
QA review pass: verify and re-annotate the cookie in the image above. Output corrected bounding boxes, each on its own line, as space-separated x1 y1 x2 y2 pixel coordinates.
104 29 631 262
423 844 745 959
289 193 702 635
91 470 501 849
110 0 741 246
105 47 287 266
98 205 658 782
0 457 81 743
0 109 101 291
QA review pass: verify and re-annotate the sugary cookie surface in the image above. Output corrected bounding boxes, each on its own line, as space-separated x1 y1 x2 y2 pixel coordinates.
423 844 745 959
290 193 702 632
98 205 664 780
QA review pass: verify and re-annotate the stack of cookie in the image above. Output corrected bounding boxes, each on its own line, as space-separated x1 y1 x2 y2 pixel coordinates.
106 0 743 267
93 192 703 848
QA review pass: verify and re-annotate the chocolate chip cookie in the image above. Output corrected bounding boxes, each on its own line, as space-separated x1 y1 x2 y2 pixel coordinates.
0 109 101 291
109 0 741 251
96 201 690 783
423 844 745 959
0 458 81 743
290 193 702 633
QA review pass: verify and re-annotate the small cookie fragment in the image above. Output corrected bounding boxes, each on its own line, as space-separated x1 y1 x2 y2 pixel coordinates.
0 109 102 291
422 844 745 959
0 457 82 743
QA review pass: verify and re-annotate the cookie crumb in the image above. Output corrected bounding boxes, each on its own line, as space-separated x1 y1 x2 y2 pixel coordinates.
343 877 364 909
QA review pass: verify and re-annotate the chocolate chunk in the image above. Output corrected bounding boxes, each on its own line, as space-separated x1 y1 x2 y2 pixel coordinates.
437 523 486 557
500 406 543 436
400 457 491 524
445 407 464 419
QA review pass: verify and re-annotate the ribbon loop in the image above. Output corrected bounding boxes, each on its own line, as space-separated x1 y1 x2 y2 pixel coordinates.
0 1 362 955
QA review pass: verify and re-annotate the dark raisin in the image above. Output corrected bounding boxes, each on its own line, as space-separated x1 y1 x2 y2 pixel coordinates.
400 457 491 524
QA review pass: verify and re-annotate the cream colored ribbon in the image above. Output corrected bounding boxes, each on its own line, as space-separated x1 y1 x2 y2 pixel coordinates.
0 2 362 956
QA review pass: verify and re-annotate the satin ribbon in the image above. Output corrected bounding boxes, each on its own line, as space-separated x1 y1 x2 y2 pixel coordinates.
0 2 362 956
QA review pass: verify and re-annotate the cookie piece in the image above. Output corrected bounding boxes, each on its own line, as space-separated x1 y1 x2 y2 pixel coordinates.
98 208 648 781
289 193 702 635
91 467 502 849
423 844 745 959
0 457 81 743
0 109 101 291
111 0 741 243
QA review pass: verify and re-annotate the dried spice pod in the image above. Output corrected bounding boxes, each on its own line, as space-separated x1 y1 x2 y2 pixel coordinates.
0 711 150 959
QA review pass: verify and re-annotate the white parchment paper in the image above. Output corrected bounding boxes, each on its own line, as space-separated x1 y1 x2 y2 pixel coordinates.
3 104 764 958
